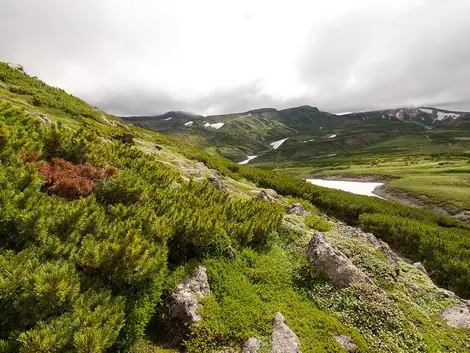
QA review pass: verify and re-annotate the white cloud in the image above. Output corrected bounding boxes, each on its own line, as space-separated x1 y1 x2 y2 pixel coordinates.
0 0 469 115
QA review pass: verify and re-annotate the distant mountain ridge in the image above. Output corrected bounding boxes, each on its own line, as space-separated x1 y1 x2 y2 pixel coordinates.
123 105 470 163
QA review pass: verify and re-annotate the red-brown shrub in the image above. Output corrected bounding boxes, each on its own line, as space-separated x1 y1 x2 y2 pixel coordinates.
36 158 117 199
22 151 40 163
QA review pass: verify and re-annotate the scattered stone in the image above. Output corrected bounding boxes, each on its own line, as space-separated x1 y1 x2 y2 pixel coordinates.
334 335 357 352
255 190 275 203
101 137 113 144
307 232 373 288
208 177 227 192
7 62 24 71
35 113 52 125
413 262 427 275
441 303 470 328
272 312 301 353
242 337 261 353
265 189 278 198
165 266 210 342
120 133 134 144
154 144 164 150
196 162 209 171
227 246 237 259
113 121 130 130
286 203 310 216
210 169 224 178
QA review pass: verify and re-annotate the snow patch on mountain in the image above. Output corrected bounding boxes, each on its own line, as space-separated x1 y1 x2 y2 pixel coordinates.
329 134 337 139
270 138 289 150
204 122 225 129
238 155 258 165
437 112 460 121
163 117 172 121
419 108 433 114
184 121 194 127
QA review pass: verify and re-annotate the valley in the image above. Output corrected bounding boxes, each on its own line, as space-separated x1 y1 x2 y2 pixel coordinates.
124 106 470 222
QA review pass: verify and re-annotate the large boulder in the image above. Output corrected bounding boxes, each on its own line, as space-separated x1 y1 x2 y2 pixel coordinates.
307 232 373 288
286 203 310 216
334 334 357 352
272 312 301 353
165 266 210 341
242 337 261 353
441 303 470 328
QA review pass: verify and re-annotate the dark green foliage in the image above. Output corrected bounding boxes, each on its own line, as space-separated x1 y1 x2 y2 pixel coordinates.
0 99 282 351
360 214 470 296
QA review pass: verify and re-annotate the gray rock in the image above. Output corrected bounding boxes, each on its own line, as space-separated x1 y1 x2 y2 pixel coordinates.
334 335 357 352
7 62 24 71
166 266 210 341
255 190 275 203
36 114 52 126
210 169 224 178
154 144 164 150
336 223 400 276
242 337 261 353
265 189 278 198
120 133 134 144
196 162 209 171
437 288 458 299
272 312 301 353
413 262 428 275
208 177 227 192
307 232 373 288
286 203 310 216
441 303 470 328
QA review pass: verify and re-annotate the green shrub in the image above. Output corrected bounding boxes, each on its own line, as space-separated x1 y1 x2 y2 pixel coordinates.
305 215 332 231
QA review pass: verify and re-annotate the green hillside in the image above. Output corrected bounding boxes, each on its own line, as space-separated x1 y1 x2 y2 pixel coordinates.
1 62 470 353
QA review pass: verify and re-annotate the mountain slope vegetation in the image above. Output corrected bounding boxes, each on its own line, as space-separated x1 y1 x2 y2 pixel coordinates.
1 62 470 353
124 104 470 221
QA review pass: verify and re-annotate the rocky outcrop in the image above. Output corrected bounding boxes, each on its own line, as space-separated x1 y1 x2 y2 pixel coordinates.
334 335 357 352
165 266 210 341
286 203 310 216
208 177 227 192
242 337 261 353
335 223 400 276
413 262 427 275
307 232 373 288
255 190 276 203
440 303 470 328
272 312 301 353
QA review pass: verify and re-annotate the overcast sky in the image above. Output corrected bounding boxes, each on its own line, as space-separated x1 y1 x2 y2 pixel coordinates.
1 1 469 116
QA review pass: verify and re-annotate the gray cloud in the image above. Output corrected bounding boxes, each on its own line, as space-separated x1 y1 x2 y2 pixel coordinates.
1 1 470 115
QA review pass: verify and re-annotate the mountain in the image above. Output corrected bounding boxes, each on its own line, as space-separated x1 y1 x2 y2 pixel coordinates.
1 62 470 352
123 105 469 164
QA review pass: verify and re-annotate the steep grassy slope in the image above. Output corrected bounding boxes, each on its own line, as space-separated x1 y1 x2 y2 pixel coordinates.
1 62 470 353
